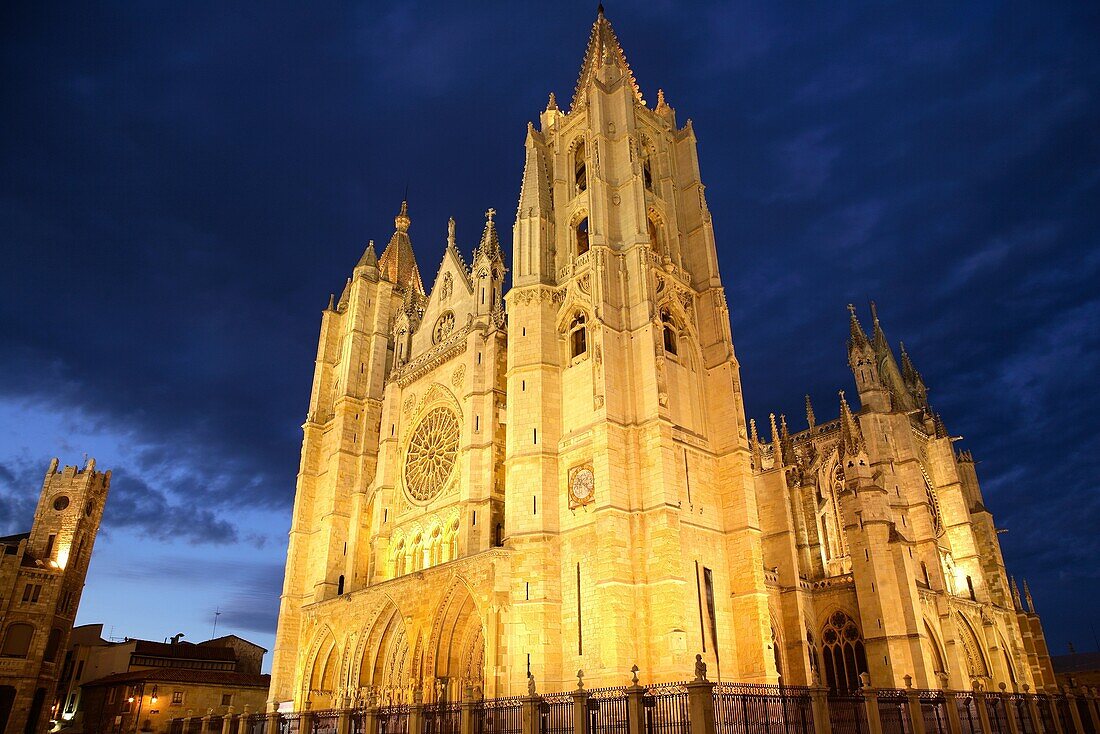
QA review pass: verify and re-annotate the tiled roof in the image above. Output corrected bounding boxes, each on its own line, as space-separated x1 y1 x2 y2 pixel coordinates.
132 640 237 661
83 668 270 689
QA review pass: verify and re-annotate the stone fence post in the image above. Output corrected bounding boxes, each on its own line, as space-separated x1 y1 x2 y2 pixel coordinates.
572 671 589 734
409 689 424 734
222 707 236 734
904 676 926 734
267 703 281 734
625 666 645 734
522 676 541 734
685 655 716 734
973 684 993 734
997 684 1020 734
859 675 883 734
301 704 316 734
1064 689 1085 734
336 698 352 734
1081 687 1100 734
460 687 476 734
363 702 379 734
808 682 832 734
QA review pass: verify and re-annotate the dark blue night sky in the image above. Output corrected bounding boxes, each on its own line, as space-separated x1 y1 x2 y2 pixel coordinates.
2 2 1098 662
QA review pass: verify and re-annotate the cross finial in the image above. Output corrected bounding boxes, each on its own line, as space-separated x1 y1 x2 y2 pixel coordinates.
486 208 496 224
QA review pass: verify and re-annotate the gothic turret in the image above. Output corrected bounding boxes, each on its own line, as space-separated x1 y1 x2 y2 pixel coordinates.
472 208 506 317
899 342 929 408
378 200 425 294
869 302 916 412
847 305 889 411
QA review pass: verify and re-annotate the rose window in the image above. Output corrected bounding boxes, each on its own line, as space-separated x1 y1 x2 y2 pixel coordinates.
433 311 456 344
404 407 460 502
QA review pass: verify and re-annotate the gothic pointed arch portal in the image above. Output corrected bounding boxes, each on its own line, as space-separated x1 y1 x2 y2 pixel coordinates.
358 603 413 704
426 581 486 701
303 626 339 709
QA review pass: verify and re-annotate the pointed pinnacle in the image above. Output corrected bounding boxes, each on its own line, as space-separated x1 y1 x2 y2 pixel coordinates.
805 394 816 428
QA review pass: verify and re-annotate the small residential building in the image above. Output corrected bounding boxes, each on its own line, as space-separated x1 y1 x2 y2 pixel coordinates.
0 459 109 734
54 628 267 733
78 669 269 734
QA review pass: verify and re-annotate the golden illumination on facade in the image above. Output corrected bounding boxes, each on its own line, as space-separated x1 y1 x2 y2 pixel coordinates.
268 9 1055 710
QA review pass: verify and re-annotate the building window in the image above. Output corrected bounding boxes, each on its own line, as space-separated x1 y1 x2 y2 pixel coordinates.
662 311 679 355
75 661 85 681
22 584 41 603
45 534 56 559
172 691 184 705
1 623 34 658
336 575 344 596
107 688 117 704
574 140 587 194
642 154 653 191
575 216 590 256
66 693 76 713
221 694 232 706
820 611 868 692
569 313 588 359
44 628 62 663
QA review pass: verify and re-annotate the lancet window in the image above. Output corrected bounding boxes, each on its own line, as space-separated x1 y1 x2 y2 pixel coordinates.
820 611 868 692
661 310 679 356
575 140 587 194
576 216 590 256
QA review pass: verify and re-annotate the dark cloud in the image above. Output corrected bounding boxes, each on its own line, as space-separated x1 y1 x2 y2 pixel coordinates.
2 1 1098 651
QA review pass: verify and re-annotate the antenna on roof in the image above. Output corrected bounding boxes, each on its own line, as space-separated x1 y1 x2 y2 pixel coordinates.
212 607 222 638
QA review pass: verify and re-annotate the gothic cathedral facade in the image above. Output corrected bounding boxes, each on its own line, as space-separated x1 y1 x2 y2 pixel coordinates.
269 10 1053 708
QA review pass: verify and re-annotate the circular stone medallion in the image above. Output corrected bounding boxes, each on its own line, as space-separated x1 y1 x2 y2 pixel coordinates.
404 406 460 502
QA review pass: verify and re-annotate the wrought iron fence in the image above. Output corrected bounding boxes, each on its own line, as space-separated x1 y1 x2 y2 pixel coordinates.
917 690 949 734
540 692 575 734
169 719 184 734
474 695 525 734
955 694 979 734
1078 697 1097 734
1055 695 1075 734
1007 694 1036 734
379 705 411 734
247 714 270 734
424 702 462 734
313 709 340 734
588 686 629 734
875 689 911 734
985 694 1009 734
643 682 690 734
188 718 204 734
826 692 867 734
713 683 813 734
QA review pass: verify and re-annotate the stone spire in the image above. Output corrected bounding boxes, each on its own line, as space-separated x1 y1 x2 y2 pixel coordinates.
378 200 425 294
869 301 916 411
749 418 761 469
1022 579 1035 614
838 390 865 458
571 5 644 111
355 239 378 271
899 342 929 407
474 207 502 263
336 277 352 311
1010 576 1023 610
769 413 783 467
847 304 871 351
805 394 816 429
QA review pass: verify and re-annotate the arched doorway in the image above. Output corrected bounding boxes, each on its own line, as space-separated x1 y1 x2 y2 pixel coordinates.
426 582 485 701
358 604 413 704
303 628 338 710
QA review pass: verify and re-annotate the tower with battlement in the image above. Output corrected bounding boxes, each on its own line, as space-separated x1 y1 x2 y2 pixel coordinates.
0 458 110 733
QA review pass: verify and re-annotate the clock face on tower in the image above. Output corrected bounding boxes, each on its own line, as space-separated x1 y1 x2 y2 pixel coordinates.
569 465 595 508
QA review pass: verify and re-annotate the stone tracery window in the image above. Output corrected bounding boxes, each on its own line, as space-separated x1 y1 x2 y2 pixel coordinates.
575 216 590 256
440 273 453 301
661 310 679 355
404 407 461 502
820 611 868 692
433 311 456 344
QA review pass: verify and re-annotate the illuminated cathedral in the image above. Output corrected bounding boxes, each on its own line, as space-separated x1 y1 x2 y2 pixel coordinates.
268 9 1054 709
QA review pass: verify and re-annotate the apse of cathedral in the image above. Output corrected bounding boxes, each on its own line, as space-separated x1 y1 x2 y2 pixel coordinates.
269 9 1054 709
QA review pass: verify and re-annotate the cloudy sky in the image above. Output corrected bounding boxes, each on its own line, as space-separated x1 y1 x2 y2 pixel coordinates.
2 1 1098 666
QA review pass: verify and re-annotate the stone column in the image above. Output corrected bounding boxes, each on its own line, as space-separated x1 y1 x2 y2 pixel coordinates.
222 707 236 734
942 689 964 734
904 676 926 734
808 683 832 734
337 703 352 734
301 706 316 734
202 712 215 734
859 676 883 734
363 704 380 734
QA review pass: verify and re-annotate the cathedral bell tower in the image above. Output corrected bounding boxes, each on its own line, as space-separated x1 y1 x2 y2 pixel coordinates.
504 8 772 688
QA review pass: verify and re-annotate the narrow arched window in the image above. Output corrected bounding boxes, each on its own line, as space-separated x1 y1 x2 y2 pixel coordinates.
820 611 868 692
642 153 653 191
336 575 345 596
569 313 588 359
575 141 587 193
576 216 590 256
1 623 34 658
394 541 406 577
661 311 678 355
